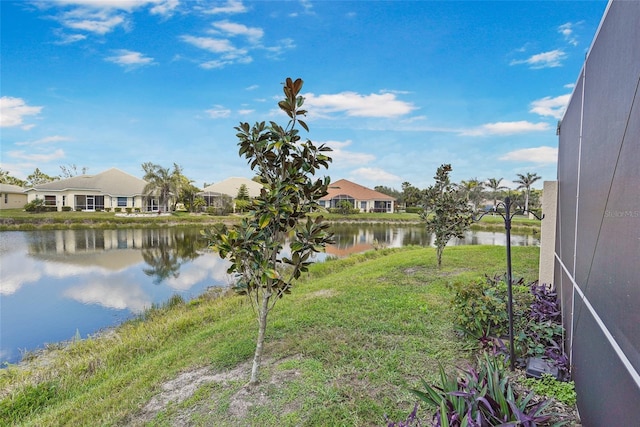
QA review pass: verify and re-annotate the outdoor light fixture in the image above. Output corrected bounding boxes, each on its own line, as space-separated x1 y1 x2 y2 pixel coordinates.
475 196 544 371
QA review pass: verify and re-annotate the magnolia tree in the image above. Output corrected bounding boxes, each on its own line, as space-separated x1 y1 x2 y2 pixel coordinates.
421 164 473 267
204 78 333 385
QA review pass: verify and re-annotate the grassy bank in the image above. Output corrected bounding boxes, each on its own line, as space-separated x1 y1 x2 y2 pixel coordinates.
0 209 540 233
0 245 539 426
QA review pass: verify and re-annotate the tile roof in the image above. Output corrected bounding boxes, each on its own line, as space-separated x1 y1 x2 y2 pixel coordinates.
26 168 147 196
321 179 396 201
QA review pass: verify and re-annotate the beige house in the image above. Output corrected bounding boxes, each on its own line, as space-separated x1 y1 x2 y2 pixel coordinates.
0 183 28 210
199 177 263 211
25 168 155 212
320 179 396 213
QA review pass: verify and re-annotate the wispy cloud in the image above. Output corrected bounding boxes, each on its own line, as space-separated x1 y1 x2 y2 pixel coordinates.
530 94 571 119
558 22 581 46
0 96 43 128
461 121 551 136
321 140 376 166
351 167 401 184
105 49 155 70
180 34 253 67
204 0 247 15
15 136 73 146
510 49 567 69
8 149 66 162
303 91 416 118
206 106 231 118
211 20 263 43
53 31 88 45
42 1 179 36
500 146 558 164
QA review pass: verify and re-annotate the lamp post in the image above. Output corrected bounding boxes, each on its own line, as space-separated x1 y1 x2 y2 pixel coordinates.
475 196 543 370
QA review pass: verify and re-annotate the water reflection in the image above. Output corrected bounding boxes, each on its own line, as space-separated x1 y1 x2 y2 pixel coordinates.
0 224 538 365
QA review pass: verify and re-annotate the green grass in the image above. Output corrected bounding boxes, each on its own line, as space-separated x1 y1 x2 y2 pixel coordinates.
0 245 539 426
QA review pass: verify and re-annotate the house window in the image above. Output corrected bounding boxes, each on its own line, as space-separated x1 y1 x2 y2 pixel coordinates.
360 201 367 210
318 200 326 208
117 197 127 207
44 195 56 206
3 193 7 203
62 196 66 206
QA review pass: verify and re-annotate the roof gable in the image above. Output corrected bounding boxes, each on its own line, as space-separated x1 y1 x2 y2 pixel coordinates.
0 183 26 194
321 179 396 201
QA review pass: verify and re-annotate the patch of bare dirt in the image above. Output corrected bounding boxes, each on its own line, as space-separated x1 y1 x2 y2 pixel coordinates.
127 357 304 426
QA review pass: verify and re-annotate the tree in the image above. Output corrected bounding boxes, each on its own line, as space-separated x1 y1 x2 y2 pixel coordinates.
401 181 422 207
59 164 88 178
25 168 57 187
204 78 333 385
458 178 484 212
0 168 26 187
235 183 251 212
141 163 182 212
485 177 508 209
421 164 473 267
514 172 541 212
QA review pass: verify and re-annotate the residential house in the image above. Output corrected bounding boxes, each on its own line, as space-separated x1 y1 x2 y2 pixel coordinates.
199 177 263 210
0 183 27 210
553 1 640 423
320 179 396 213
25 168 156 212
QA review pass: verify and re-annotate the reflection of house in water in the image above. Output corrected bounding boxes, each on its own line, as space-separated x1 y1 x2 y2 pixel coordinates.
25 229 183 271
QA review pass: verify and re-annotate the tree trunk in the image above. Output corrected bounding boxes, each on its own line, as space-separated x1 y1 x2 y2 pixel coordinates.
249 290 271 385
436 246 444 268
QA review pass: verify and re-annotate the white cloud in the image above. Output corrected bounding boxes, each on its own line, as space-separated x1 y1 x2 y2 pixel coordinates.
60 9 127 35
237 109 254 115
53 32 88 45
263 38 296 59
321 140 376 166
105 49 155 69
149 0 179 16
461 121 551 136
510 49 567 69
181 35 236 53
206 106 231 118
212 20 263 43
558 22 579 46
7 149 66 162
16 135 72 146
500 146 558 164
303 91 416 118
245 84 259 91
530 94 571 119
0 96 43 128
204 0 247 14
351 167 401 184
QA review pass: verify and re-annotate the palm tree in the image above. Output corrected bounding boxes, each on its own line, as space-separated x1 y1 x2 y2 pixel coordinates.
142 162 180 212
458 178 484 212
514 172 541 212
485 177 508 209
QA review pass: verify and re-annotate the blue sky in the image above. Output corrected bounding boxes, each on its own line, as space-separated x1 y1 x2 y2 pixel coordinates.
1 0 609 190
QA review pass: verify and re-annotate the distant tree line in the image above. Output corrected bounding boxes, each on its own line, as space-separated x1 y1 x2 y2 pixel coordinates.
375 172 543 213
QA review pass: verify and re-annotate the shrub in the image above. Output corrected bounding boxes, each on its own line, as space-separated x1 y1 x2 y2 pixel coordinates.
114 208 121 213
104 208 111 212
125 207 132 214
24 199 45 213
405 206 422 214
61 206 72 212
408 353 563 426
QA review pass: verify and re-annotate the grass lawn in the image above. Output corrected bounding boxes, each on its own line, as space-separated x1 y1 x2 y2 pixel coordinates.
0 245 539 426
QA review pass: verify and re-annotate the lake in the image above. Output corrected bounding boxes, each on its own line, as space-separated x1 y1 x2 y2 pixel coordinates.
0 224 538 365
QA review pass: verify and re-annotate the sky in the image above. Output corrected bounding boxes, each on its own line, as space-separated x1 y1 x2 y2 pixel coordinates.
1 0 610 191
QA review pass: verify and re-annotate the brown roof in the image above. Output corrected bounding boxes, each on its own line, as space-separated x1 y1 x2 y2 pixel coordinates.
320 179 395 201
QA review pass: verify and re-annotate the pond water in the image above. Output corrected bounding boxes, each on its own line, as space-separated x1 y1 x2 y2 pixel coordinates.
0 224 538 365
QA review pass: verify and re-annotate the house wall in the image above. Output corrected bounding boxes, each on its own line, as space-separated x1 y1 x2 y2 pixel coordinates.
0 192 27 210
27 191 148 211
555 1 640 423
